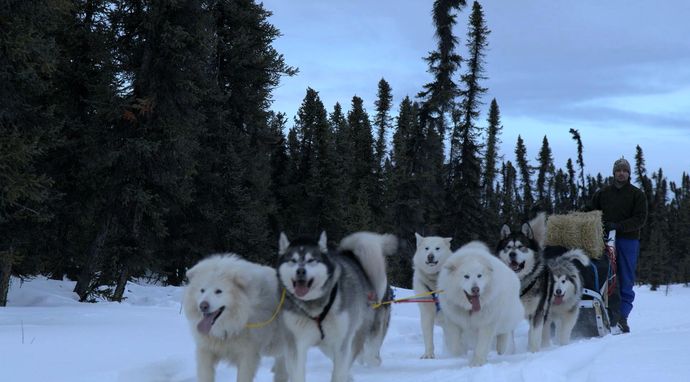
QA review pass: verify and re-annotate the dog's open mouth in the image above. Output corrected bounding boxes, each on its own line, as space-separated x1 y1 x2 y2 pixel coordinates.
197 306 225 335
293 278 314 298
509 260 525 272
553 294 564 305
465 292 481 312
426 259 439 266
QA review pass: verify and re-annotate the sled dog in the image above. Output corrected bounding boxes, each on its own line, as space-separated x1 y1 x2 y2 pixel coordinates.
412 233 461 358
495 212 552 352
438 241 524 367
183 254 287 382
543 249 590 347
277 231 396 382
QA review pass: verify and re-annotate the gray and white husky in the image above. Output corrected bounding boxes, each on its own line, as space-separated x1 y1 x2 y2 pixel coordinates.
495 212 550 352
277 231 396 382
543 249 589 347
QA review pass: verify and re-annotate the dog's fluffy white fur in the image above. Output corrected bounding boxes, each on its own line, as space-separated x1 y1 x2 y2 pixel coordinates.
412 233 460 358
438 241 524 366
183 254 287 382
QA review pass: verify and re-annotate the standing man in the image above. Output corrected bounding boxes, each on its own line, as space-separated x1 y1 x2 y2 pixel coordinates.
591 157 647 333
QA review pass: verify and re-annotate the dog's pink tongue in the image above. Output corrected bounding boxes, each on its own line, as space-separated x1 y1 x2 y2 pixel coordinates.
469 295 481 312
553 295 564 305
294 284 310 297
197 314 215 334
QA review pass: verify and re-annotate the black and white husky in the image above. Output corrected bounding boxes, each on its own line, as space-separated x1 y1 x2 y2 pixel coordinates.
543 249 589 347
277 231 396 382
495 212 551 352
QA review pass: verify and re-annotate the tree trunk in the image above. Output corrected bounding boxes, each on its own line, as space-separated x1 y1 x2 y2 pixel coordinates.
111 265 129 302
0 248 14 307
73 218 111 301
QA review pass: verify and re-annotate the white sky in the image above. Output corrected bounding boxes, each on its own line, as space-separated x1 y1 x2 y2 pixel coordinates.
261 0 690 184
2 276 690 381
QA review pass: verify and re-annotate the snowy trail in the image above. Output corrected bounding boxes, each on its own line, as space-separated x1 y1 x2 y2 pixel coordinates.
2 278 690 382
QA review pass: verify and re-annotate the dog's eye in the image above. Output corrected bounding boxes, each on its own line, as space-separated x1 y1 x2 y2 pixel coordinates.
306 258 315 264
464 275 469 279
435 247 440 251
289 259 297 264
200 289 205 293
425 247 429 251
215 289 222 294
477 274 482 278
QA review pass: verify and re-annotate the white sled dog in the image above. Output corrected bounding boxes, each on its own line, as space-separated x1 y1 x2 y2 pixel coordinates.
183 254 287 382
277 231 396 382
412 233 461 358
495 212 551 352
543 249 590 347
438 241 524 367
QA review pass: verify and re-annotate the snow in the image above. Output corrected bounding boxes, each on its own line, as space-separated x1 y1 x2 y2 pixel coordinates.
2 276 689 382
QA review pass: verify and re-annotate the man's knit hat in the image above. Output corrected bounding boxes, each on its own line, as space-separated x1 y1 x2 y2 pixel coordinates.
613 157 631 174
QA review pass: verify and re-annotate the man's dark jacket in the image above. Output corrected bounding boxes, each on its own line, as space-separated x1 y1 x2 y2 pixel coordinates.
591 181 647 240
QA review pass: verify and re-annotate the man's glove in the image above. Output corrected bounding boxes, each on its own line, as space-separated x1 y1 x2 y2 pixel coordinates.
604 222 619 232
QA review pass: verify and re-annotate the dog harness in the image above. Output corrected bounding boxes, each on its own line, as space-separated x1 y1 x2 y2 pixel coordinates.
311 283 338 340
423 283 441 312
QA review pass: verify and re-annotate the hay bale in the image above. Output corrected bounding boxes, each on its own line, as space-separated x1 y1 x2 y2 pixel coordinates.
545 211 604 259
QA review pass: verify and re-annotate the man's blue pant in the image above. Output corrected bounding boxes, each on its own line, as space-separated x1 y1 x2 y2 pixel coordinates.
616 238 640 319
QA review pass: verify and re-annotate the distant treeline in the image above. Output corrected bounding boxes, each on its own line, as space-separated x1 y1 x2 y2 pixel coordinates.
1 0 688 305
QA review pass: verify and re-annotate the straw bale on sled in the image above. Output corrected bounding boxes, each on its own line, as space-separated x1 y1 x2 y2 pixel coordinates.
545 210 604 259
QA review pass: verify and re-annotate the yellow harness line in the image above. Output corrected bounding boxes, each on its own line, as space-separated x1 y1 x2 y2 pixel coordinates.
245 288 287 329
371 289 445 309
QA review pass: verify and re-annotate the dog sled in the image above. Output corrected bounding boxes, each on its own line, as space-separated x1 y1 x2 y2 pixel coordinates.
571 230 621 337
545 211 621 338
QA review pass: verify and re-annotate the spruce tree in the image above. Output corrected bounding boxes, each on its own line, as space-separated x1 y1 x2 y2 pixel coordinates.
481 99 502 235
81 0 214 301
482 99 502 207
569 128 586 206
42 0 121 285
418 0 466 139
499 161 519 225
373 79 394 230
535 136 555 213
387 97 425 288
0 0 66 304
515 135 533 219
566 159 578 211
446 0 489 243
286 88 343 237
345 96 376 231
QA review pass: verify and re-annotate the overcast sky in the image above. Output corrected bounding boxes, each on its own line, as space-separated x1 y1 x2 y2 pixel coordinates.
261 0 690 184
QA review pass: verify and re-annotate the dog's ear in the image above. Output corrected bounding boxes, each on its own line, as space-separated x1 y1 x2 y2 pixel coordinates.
415 232 423 247
521 222 534 240
500 224 511 239
443 262 457 273
279 232 290 255
185 266 197 282
443 237 452 247
318 231 328 253
232 273 249 293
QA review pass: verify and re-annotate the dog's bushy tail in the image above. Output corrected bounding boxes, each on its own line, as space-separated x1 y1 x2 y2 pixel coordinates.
529 212 548 248
560 248 590 267
339 232 397 301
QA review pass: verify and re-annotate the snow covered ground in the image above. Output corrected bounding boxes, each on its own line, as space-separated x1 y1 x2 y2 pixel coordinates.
2 276 689 382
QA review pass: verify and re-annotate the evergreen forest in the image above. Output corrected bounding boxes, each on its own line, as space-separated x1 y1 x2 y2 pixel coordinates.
2 0 688 304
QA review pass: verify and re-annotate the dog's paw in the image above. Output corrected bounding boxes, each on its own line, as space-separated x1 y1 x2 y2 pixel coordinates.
469 356 487 367
420 352 435 359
